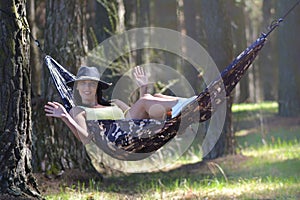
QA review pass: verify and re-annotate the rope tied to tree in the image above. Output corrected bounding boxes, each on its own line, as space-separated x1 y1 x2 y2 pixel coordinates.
262 0 300 38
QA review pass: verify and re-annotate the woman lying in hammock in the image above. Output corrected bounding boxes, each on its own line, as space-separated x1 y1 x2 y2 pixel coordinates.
44 65 196 144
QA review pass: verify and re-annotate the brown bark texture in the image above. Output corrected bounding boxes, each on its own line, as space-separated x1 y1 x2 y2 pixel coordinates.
31 0 96 175
0 0 41 199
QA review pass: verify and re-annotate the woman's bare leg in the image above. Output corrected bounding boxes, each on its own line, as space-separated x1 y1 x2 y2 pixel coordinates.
126 94 178 120
153 93 178 100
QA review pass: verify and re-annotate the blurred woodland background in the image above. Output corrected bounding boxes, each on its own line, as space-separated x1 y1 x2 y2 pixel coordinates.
27 0 300 173
0 0 299 199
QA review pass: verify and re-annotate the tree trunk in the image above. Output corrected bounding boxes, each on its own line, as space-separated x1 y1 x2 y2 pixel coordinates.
277 0 300 117
180 0 204 94
258 0 278 101
28 0 42 97
152 0 178 68
200 0 236 159
86 0 112 48
31 0 95 175
244 1 262 103
0 1 41 199
231 1 249 103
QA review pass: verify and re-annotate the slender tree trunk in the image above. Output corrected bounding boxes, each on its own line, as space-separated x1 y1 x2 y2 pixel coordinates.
28 0 42 97
244 2 263 103
136 0 150 64
124 0 151 65
258 0 278 101
0 1 41 199
231 1 249 103
179 0 204 94
31 0 96 175
152 0 178 68
86 0 113 50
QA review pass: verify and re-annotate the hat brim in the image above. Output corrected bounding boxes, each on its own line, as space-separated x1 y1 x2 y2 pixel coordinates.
66 78 112 90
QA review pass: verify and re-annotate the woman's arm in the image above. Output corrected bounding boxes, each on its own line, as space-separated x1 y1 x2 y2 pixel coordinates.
111 66 149 116
133 66 149 97
44 102 93 144
111 99 130 113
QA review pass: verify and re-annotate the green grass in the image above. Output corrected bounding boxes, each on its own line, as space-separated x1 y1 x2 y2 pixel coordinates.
232 101 278 113
44 102 300 200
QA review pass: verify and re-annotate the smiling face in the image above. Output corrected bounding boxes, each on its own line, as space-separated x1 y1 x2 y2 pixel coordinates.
76 80 99 106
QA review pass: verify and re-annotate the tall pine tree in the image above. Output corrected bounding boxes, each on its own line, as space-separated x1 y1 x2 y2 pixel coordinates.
0 1 40 199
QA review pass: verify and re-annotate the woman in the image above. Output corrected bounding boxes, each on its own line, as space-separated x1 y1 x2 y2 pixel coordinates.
44 66 196 144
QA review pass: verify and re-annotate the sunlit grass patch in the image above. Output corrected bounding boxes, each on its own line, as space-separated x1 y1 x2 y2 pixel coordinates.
45 175 300 200
237 127 300 148
232 101 278 113
198 177 300 200
46 192 128 200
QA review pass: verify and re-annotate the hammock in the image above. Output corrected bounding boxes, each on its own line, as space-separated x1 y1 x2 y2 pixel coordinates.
45 34 266 160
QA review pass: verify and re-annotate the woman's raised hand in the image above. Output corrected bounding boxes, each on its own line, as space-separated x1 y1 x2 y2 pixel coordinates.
133 66 148 87
44 102 68 118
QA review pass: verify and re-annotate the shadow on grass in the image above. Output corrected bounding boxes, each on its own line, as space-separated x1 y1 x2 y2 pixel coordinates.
40 144 300 199
76 153 299 199
42 102 300 199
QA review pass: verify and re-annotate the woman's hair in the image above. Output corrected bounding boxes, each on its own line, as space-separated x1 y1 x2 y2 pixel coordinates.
96 84 111 106
73 82 111 106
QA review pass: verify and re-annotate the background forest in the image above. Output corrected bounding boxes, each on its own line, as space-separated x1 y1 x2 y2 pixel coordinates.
0 0 300 199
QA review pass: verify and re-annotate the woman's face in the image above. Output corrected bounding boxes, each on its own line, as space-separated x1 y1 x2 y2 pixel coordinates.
76 80 98 103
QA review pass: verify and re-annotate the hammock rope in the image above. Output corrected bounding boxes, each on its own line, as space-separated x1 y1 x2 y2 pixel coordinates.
263 0 300 38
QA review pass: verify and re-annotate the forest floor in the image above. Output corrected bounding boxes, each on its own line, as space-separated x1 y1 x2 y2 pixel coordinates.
35 103 300 199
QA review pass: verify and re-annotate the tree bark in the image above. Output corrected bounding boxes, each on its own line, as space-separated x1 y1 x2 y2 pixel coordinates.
31 0 96 175
124 0 151 65
277 0 300 117
180 0 204 94
152 0 178 68
258 0 278 101
0 1 41 199
86 0 112 49
200 0 236 159
27 0 42 97
231 1 249 103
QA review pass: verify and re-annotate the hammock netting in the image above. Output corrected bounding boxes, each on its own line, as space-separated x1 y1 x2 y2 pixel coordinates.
45 35 266 162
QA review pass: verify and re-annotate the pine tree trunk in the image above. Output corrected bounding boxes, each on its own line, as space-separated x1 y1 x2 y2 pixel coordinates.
86 0 112 48
258 0 278 101
31 0 96 175
0 1 41 199
28 0 42 97
181 0 204 94
277 0 300 117
152 0 178 67
200 0 236 159
231 1 249 103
